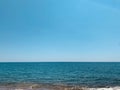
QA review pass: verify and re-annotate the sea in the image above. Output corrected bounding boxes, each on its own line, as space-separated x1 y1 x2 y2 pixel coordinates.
0 62 120 88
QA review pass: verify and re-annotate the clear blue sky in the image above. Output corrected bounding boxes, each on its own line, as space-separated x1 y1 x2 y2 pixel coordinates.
0 0 120 62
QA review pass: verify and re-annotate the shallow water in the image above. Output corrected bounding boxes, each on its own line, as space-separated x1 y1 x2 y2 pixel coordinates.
1 86 120 90
0 62 120 87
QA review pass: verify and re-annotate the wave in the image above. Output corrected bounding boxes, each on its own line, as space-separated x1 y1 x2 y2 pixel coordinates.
87 87 120 90
0 83 120 90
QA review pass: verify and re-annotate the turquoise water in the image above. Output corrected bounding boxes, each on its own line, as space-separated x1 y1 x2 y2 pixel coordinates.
0 62 120 87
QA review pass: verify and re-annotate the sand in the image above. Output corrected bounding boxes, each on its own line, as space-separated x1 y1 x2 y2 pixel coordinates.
0 87 120 90
0 84 120 90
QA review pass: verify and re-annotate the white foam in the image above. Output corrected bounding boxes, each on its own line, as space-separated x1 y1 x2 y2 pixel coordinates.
87 87 120 90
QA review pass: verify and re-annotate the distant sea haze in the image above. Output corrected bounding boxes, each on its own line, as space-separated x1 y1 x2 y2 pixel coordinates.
0 62 120 87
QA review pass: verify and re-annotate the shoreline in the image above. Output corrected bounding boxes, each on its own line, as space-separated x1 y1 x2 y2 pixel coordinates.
0 83 120 90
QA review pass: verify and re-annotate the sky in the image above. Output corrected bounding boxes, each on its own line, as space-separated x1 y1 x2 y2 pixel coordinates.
0 0 120 62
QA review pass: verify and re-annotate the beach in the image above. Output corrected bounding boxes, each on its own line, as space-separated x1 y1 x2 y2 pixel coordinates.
0 84 120 90
1 86 120 90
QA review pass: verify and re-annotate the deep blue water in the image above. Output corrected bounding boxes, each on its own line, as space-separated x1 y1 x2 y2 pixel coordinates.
0 62 120 87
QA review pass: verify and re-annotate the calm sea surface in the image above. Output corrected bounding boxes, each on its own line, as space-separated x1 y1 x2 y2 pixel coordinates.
0 62 120 87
